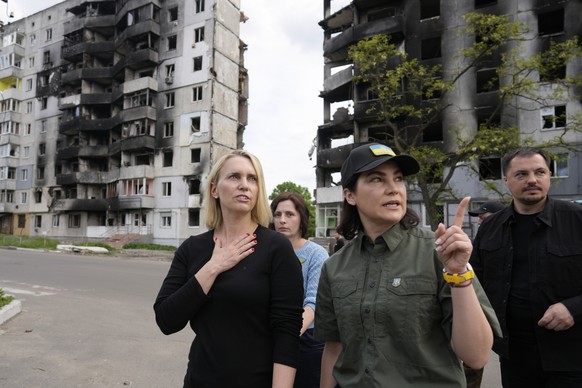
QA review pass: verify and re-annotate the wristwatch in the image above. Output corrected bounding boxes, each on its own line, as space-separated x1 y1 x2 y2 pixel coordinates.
442 263 475 285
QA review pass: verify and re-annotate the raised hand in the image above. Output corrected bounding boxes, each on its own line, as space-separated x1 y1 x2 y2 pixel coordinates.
434 197 473 274
210 233 257 274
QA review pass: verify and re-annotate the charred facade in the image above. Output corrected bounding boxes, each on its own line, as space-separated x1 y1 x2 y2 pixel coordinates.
0 0 249 245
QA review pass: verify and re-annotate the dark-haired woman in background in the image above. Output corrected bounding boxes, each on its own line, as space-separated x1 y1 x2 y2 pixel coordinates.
272 192 328 388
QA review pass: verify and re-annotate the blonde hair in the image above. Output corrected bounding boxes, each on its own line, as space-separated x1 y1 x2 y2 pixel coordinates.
204 150 272 230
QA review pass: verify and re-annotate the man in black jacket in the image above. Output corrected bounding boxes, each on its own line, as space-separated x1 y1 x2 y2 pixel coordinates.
471 147 582 388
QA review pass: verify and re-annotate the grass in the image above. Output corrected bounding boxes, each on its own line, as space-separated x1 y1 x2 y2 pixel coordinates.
123 243 176 251
0 289 14 309
0 234 60 250
75 242 115 252
0 234 176 253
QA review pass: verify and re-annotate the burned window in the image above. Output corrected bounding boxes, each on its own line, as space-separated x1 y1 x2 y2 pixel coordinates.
550 154 569 178
475 0 496 8
479 157 502 180
195 0 205 13
420 0 440 20
193 56 203 72
189 209 200 227
164 122 174 137
191 148 201 163
421 77 443 100
194 27 205 43
192 85 203 101
541 105 566 130
189 179 201 195
168 35 177 50
135 154 150 165
162 182 172 196
538 9 564 36
165 92 175 108
368 7 395 22
163 150 173 167
422 121 443 142
421 37 441 60
169 7 178 22
191 117 201 132
476 68 498 93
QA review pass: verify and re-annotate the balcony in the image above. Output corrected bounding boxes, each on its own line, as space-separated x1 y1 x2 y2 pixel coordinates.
64 14 116 36
59 93 112 109
321 66 353 103
120 106 156 123
119 135 155 152
107 195 155 210
323 16 403 61
123 77 158 94
0 179 16 191
57 145 109 160
188 194 201 208
125 20 160 42
119 164 154 180
61 67 113 85
0 66 23 81
51 198 108 212
317 144 356 170
61 41 115 62
0 133 21 146
126 48 159 70
60 116 119 135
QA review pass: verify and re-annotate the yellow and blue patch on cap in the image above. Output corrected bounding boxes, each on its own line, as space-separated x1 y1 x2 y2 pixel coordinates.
369 144 396 157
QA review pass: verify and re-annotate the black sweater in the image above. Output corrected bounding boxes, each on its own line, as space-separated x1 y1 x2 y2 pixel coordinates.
154 226 304 388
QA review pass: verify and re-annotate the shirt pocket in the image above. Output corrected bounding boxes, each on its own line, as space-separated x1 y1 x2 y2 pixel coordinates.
543 244 582 298
330 280 360 339
379 277 439 339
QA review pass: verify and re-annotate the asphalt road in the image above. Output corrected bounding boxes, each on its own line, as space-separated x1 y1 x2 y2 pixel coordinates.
0 248 502 388
0 249 190 387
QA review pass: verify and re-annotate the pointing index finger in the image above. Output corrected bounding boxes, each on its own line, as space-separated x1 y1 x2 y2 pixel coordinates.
452 197 471 228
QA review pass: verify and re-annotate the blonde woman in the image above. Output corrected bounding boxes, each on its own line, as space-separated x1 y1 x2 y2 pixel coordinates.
155 150 303 388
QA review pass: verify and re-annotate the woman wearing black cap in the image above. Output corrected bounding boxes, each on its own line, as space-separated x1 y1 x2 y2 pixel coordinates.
314 143 501 387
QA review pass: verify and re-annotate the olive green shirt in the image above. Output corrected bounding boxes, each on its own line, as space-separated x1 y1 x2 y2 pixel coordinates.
315 225 501 388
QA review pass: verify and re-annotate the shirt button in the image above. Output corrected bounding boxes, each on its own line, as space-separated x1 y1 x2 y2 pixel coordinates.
369 282 376 288
365 368 370 374
365 308 370 314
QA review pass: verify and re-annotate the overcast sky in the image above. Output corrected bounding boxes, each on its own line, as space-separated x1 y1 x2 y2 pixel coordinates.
12 0 352 196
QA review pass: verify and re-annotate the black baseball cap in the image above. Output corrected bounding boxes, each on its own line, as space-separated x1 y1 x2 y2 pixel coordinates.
340 143 420 187
468 201 505 216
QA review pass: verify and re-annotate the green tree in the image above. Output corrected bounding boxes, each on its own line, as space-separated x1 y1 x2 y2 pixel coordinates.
348 13 582 230
269 181 316 237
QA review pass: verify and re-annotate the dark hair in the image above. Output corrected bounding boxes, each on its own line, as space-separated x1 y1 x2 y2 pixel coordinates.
270 192 310 239
337 175 420 240
501 147 551 176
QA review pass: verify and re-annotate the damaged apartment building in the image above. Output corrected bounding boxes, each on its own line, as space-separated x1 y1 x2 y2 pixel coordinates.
315 0 582 238
0 0 248 245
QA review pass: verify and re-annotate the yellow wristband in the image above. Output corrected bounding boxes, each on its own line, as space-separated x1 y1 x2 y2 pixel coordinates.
442 264 475 285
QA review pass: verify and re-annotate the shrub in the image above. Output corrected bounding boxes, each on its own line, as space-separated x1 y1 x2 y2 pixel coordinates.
123 243 176 251
0 289 14 309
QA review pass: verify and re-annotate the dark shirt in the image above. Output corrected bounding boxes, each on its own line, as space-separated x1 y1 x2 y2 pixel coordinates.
333 238 345 253
471 197 582 371
154 226 304 388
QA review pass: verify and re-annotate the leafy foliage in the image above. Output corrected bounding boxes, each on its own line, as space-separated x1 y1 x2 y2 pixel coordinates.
270 181 316 237
347 12 582 229
0 289 14 309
